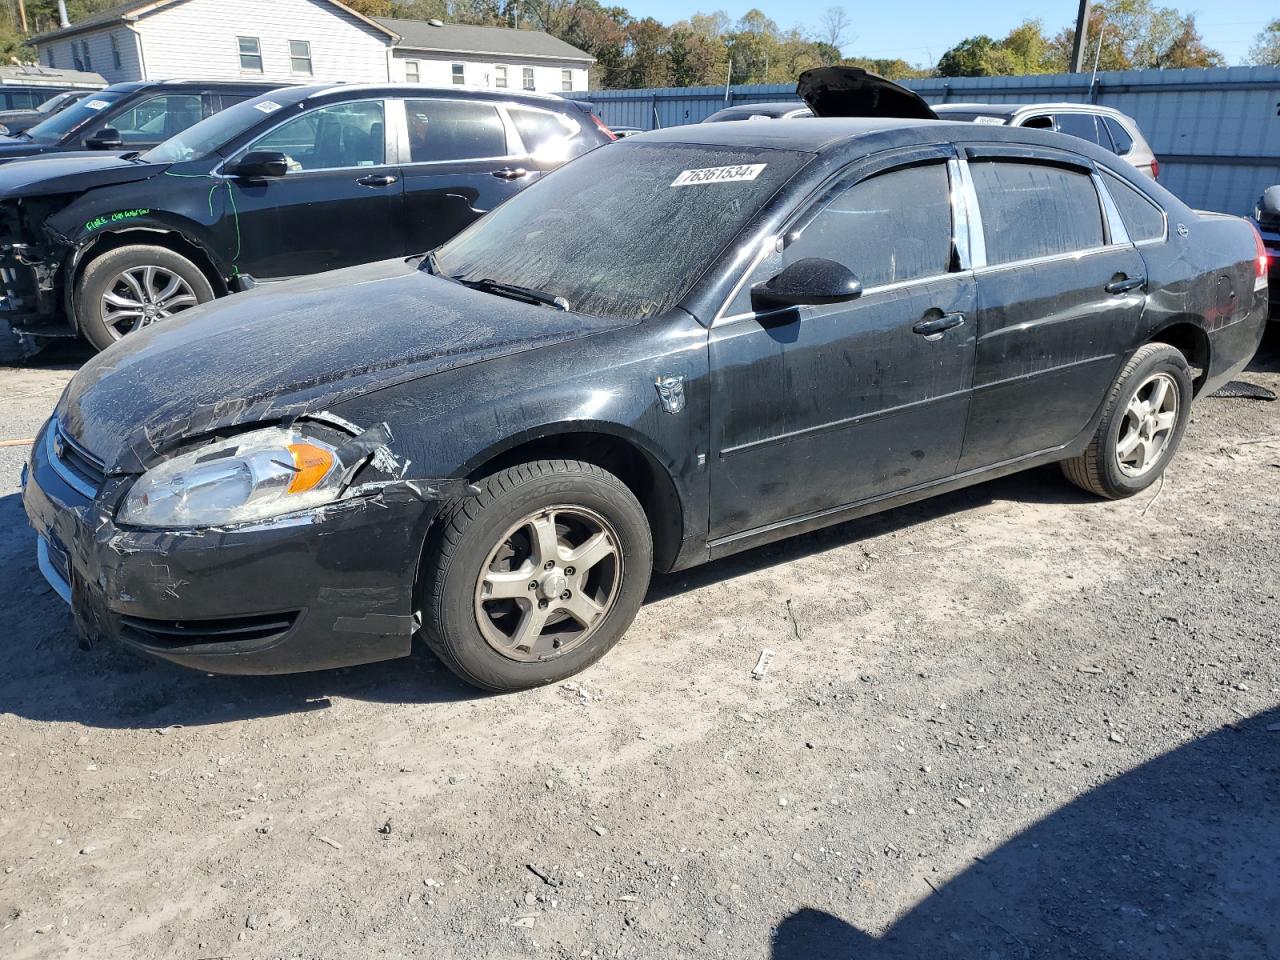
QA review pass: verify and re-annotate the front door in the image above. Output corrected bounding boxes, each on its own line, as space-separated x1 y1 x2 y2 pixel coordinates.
225 99 405 279
709 153 977 541
399 98 534 254
957 150 1150 471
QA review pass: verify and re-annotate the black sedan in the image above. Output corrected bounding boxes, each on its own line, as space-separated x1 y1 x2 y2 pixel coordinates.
0 89 97 136
24 116 1268 692
0 82 610 349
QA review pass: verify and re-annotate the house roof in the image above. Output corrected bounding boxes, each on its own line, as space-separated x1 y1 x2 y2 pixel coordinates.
375 18 594 63
30 0 396 44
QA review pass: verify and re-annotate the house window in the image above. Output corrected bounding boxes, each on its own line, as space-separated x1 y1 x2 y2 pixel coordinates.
238 37 262 72
289 40 313 75
46 48 54 68
522 66 534 90
110 34 122 70
405 59 419 82
561 69 572 92
451 63 465 85
494 64 507 88
82 40 92 70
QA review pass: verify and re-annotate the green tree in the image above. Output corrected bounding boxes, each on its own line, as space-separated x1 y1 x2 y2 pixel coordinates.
936 35 998 76
1248 18 1280 65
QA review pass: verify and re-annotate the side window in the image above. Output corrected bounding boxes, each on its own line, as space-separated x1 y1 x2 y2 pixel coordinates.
405 99 507 163
249 101 386 172
1022 114 1053 129
509 106 588 163
109 94 204 145
1103 171 1165 242
1103 117 1134 155
970 161 1105 265
1055 113 1106 147
783 162 954 289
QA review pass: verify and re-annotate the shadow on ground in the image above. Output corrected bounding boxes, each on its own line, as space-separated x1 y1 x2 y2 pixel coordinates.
771 706 1280 959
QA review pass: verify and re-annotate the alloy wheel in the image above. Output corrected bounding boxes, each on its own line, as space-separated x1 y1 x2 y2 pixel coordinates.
99 265 200 340
473 505 623 662
1115 372 1179 477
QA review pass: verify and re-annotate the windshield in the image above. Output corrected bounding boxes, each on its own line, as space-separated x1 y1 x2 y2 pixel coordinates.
36 91 75 112
24 89 126 141
433 141 809 320
142 95 290 163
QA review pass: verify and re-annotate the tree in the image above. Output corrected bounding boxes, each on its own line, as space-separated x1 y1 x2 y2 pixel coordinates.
1248 18 1280 65
1048 0 1225 71
818 7 851 53
936 35 999 76
344 0 394 16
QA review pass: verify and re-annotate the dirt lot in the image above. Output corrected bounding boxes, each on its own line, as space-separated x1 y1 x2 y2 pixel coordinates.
1 331 1278 960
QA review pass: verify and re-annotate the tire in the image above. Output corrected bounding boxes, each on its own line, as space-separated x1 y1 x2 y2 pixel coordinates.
420 459 653 693
1061 343 1193 499
75 244 216 351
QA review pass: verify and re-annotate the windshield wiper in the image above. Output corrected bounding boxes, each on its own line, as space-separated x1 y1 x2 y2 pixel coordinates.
452 275 570 311
120 151 143 162
13 131 33 141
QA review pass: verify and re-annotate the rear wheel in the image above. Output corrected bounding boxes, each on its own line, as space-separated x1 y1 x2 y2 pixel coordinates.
76 244 215 351
420 459 652 692
1061 343 1192 499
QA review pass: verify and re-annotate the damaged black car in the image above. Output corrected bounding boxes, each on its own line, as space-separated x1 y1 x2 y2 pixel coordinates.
24 99 1269 692
0 82 610 349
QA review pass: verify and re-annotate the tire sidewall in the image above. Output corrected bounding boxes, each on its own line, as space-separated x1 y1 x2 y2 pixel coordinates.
429 469 652 692
76 245 216 351
1099 347 1192 496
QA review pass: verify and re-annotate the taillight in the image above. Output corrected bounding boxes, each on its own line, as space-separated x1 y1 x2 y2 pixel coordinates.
589 113 617 142
1253 224 1269 291
1150 157 1159 180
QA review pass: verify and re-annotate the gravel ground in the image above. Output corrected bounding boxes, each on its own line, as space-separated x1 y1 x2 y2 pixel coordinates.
1 330 1278 960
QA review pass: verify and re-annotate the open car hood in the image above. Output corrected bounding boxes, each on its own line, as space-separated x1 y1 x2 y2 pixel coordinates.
796 67 937 121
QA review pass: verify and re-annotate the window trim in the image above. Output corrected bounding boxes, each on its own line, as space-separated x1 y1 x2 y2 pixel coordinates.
391 97 522 168
238 36 263 73
289 39 313 76
713 145 965 327
221 97 393 176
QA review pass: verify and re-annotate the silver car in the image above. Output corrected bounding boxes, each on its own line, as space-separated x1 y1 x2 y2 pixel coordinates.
933 102 1159 180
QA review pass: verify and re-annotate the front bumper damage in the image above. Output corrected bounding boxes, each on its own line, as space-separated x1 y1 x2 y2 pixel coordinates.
0 202 75 337
23 417 459 675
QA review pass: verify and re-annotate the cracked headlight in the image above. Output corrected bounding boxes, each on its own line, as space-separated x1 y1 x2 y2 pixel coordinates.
118 427 348 529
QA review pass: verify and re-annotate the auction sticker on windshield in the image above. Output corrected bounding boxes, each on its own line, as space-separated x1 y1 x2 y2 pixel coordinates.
671 163 767 187
254 101 282 114
84 100 109 111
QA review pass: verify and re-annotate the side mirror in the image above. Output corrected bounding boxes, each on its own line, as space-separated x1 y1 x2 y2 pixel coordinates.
85 126 123 150
227 150 289 180
1258 185 1280 228
751 257 863 310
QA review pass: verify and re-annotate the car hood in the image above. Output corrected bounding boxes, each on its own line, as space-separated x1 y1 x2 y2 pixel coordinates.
0 152 164 198
796 66 938 121
0 137 49 159
58 258 635 474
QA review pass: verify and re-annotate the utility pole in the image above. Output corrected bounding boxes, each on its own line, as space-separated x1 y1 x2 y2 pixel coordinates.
1069 0 1092 72
16 0 27 35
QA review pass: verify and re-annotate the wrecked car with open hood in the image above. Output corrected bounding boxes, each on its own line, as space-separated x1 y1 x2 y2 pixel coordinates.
0 82 610 350
24 116 1268 693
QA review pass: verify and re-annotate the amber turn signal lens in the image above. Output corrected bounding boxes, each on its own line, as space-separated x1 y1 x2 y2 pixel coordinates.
286 442 335 493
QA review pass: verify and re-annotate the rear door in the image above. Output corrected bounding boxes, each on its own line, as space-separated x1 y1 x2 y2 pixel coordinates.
708 148 978 540
957 146 1149 471
397 97 530 254
225 98 405 278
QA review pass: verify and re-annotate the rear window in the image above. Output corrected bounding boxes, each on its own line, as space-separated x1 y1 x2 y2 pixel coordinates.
509 106 594 163
971 161 1105 265
1103 171 1165 242
1055 113 1106 147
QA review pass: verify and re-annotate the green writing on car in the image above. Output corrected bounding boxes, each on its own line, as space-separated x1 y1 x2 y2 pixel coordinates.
85 209 151 232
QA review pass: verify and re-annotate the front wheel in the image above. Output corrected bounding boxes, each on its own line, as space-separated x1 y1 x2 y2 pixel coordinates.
75 244 216 351
1061 342 1193 499
420 459 653 693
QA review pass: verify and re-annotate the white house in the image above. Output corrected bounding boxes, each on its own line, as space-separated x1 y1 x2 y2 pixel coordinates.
30 0 594 95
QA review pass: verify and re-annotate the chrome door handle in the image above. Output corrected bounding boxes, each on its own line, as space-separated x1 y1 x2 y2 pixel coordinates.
1105 275 1147 294
492 167 528 180
913 312 966 337
357 174 398 187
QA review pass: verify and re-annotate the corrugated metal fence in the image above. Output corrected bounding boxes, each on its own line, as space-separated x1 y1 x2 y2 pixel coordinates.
569 66 1280 216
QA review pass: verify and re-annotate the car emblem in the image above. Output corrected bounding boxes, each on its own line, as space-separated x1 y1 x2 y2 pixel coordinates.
655 375 686 415
1176 223 1190 238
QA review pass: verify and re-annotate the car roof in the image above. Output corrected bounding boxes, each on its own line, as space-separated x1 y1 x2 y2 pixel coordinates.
934 101 1125 118
709 101 809 118
635 116 945 152
273 81 580 110
98 79 285 95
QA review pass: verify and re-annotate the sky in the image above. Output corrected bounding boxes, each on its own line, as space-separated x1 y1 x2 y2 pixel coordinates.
636 0 1272 67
